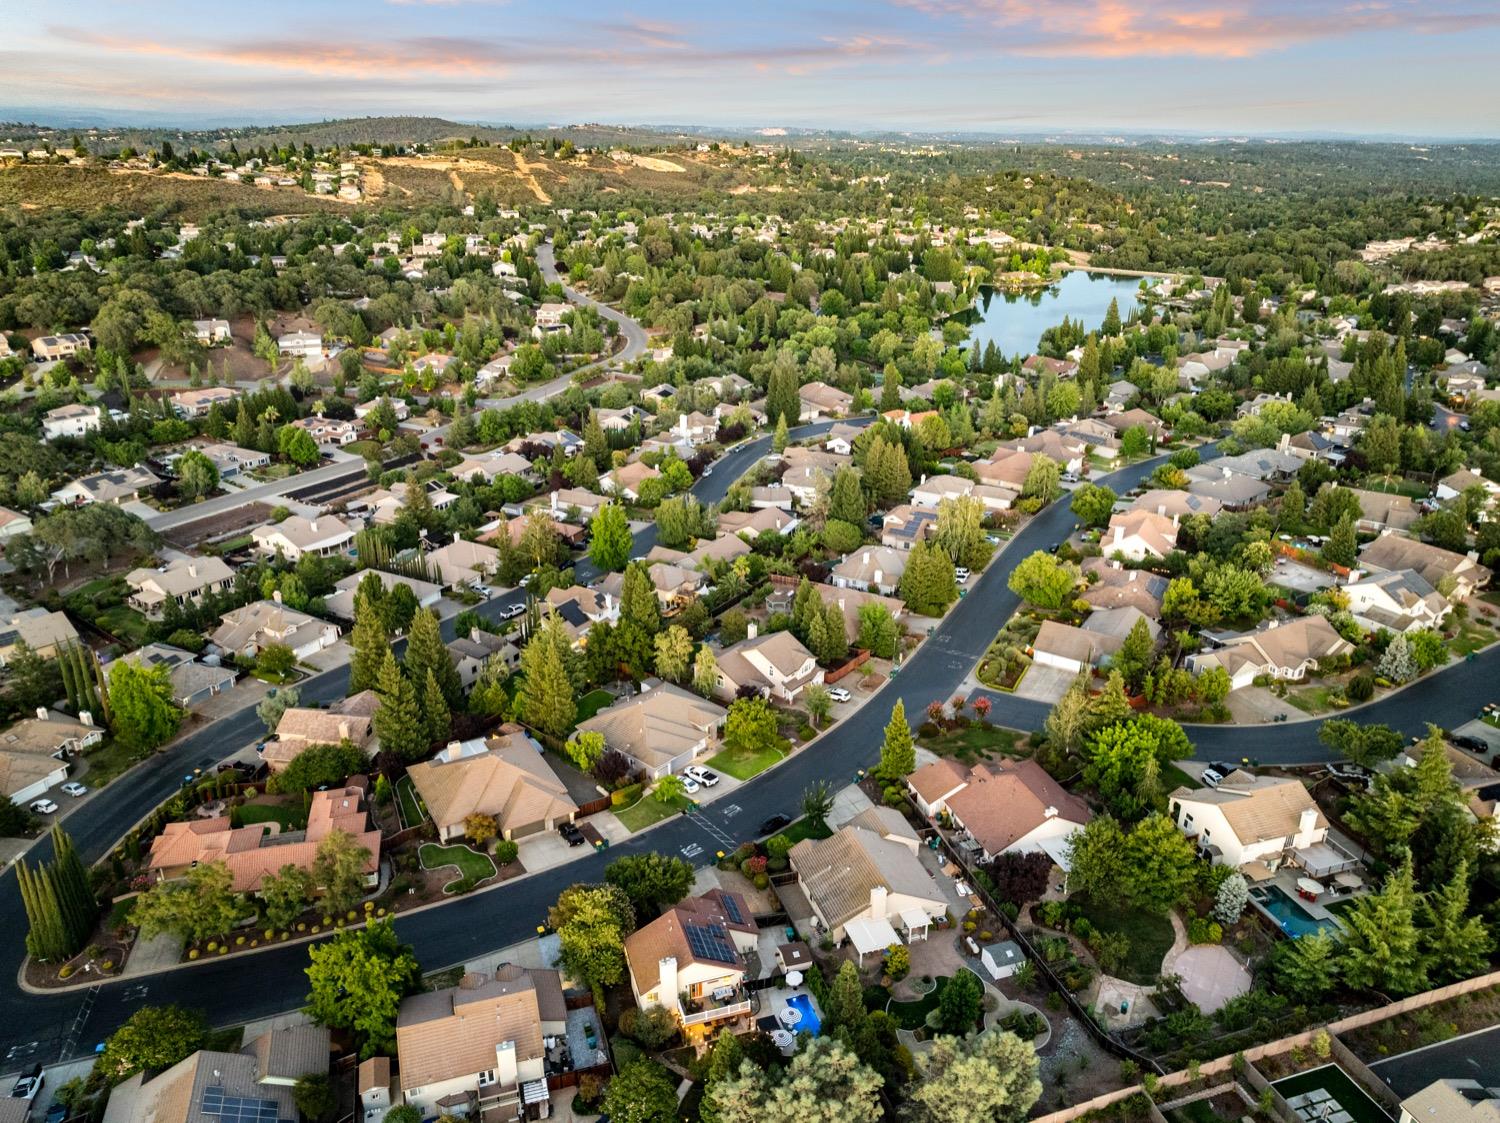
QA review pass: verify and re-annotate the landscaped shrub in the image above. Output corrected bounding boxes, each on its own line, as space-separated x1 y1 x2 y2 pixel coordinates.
495 840 519 866
1348 672 1375 702
611 782 644 807
1187 917 1223 944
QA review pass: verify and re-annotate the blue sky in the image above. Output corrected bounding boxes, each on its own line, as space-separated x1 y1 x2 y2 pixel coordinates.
4 0 1499 136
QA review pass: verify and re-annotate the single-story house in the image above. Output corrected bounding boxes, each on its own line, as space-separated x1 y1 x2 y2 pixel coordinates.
252 515 355 562
120 644 237 708
126 555 234 619
788 824 948 944
575 681 724 779
830 547 907 596
1185 616 1352 691
1360 532 1492 600
0 608 79 664
50 466 160 507
909 757 1092 866
407 729 577 842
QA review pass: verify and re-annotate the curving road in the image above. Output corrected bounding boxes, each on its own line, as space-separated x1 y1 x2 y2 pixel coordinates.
4 415 1498 1063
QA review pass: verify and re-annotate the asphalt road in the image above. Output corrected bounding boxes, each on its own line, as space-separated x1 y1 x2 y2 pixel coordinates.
6 431 1498 1058
535 241 650 364
1368 1024 1500 1098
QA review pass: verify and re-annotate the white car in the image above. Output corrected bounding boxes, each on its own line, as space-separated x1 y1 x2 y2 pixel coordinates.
683 766 720 788
499 603 526 620
1200 768 1225 789
29 799 58 815
60 782 89 798
954 567 971 583
827 686 852 703
678 775 701 795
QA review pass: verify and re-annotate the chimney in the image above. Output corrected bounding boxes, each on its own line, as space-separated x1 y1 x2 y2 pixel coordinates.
1044 806 1058 819
658 956 680 1012
338 721 350 741
1298 807 1318 836
471 627 483 642
35 706 48 721
309 520 317 532
1156 504 1166 516
272 589 283 604
188 563 198 578
862 551 870 564
1277 432 1290 453
869 885 889 919
79 710 94 727
747 621 758 639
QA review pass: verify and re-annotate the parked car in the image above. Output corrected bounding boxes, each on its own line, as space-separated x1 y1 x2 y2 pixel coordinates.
827 686 852 703
683 766 720 787
954 567 971 583
11 1065 42 1101
1200 768 1224 789
558 822 586 846
758 813 793 837
29 799 57 815
45 1102 67 1123
1208 761 1240 777
1451 734 1489 753
59 782 89 798
679 775 701 795
499 602 526 620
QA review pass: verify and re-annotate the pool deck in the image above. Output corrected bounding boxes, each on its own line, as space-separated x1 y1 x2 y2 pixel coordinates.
1250 866 1367 937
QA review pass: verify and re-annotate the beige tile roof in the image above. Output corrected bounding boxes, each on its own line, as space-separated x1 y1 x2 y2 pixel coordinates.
576 683 723 771
789 826 944 931
127 556 233 600
396 965 563 1091
1128 489 1222 519
1104 509 1178 556
908 758 970 806
406 732 576 836
942 760 1092 855
1215 615 1351 674
1361 533 1492 589
831 546 907 588
1400 1079 1500 1122
245 1024 330 1082
210 600 327 654
1169 775 1326 848
1033 619 1117 664
719 508 797 537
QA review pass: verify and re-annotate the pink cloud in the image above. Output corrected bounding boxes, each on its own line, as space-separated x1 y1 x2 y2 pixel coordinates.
889 0 1500 58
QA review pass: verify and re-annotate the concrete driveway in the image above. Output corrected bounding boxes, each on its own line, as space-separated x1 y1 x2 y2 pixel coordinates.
1014 664 1075 704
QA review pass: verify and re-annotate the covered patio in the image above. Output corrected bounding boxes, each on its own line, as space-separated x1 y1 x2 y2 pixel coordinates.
845 916 901 963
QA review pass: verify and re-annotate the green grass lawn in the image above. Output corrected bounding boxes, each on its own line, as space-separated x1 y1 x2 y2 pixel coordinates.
419 843 496 893
614 791 692 833
1358 475 1428 498
917 724 1023 764
396 776 428 829
778 815 834 846
1161 763 1197 792
705 740 787 781
576 688 614 724
80 737 155 788
876 975 951 1029
94 604 152 646
1285 685 1340 714
231 801 308 830
1450 621 1497 658
1071 897 1175 985
345 439 383 458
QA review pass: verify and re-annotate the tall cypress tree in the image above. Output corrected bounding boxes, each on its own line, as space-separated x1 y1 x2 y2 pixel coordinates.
52 827 97 952
348 605 389 695
18 828 94 962
373 649 426 762
404 609 462 708
422 668 451 747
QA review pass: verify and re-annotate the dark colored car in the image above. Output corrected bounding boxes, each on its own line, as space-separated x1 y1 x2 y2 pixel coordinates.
559 822 586 846
757 813 793 837
1451 735 1489 753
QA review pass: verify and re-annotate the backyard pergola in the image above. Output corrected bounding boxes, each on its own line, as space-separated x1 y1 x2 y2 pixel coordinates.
845 916 900 962
899 907 931 942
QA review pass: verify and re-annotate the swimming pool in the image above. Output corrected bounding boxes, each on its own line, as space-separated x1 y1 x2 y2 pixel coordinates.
784 993 822 1035
1253 885 1342 939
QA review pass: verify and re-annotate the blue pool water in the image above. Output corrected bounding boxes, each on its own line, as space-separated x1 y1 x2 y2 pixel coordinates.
1254 885 1342 939
785 993 822 1035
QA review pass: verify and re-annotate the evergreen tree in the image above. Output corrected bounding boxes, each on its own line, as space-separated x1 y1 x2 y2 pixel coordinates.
404 609 462 708
1323 513 1357 568
518 618 577 737
773 414 789 453
18 828 95 961
422 668 451 746
588 502 632 572
348 604 388 695
899 540 958 616
620 562 661 633
1340 856 1427 995
877 699 915 782
880 363 902 413
373 650 426 762
766 350 801 428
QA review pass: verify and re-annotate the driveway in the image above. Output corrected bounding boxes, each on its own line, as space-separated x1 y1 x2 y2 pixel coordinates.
1014 664 1075 704
1225 685 1295 724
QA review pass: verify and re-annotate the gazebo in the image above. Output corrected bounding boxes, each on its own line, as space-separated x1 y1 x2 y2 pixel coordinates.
899 907 932 942
844 916 900 962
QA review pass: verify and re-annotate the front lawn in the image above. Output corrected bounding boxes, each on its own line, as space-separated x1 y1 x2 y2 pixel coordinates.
231 800 308 831
419 843 496 893
80 737 155 788
576 688 614 724
614 791 692 833
1450 619 1497 657
917 724 1023 764
94 604 152 647
777 815 834 847
705 740 786 781
1071 897 1175 985
395 776 428 829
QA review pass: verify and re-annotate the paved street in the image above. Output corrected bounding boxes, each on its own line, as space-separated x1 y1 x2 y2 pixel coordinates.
1369 1024 1500 1098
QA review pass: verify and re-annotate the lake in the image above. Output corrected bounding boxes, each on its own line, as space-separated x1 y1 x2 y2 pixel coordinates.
959 271 1147 359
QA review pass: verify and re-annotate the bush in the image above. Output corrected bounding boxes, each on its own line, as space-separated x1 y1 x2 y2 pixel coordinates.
1188 917 1223 944
1348 672 1375 702
494 840 519 866
611 782 645 807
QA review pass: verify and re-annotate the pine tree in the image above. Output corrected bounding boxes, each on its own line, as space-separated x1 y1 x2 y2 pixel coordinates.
404 609 462 708
422 668 452 746
348 606 389 695
877 699 915 782
373 650 426 762
1323 513 1357 568
772 413 789 453
518 618 577 738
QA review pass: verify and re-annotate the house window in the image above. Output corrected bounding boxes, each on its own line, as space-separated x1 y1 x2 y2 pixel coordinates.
478 1070 497 1087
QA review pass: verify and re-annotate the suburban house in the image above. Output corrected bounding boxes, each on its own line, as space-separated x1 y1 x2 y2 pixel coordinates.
290 416 358 445
126 555 234 619
712 629 824 703
0 608 79 664
534 487 608 523
101 1025 329 1123
358 1059 394 1123
170 386 240 418
1360 533 1492 600
448 629 520 688
210 597 340 661
1347 488 1419 534
1080 560 1167 617
648 562 705 612
788 823 948 945
0 708 101 805
361 482 459 526
974 448 1033 491
623 889 759 1048
191 318 232 344
50 466 160 507
881 505 938 550
188 442 271 479
798 381 853 421
0 506 34 541
395 965 567 1120
1101 381 1139 411
909 757 1093 866
1435 467 1500 506
1000 430 1086 474
1104 408 1166 441
262 695 378 772
1128 489 1223 520
824 422 864 455
542 585 619 647
1397 1079 1500 1123
277 330 323 358
406 730 577 842
426 538 502 588
575 681 724 779
450 450 536 484
251 515 356 562
1030 619 1117 675
1186 616 1352 690
120 644 237 708
603 461 662 502
1169 771 1348 879
31 333 91 363
1183 469 1272 511
147 785 381 894
1102 509 1178 561
719 508 800 539
1344 569 1451 634
41 403 102 441
324 569 442 621
830 547 907 596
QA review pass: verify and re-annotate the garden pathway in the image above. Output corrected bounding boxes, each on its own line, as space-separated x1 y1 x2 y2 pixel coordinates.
1162 911 1251 1015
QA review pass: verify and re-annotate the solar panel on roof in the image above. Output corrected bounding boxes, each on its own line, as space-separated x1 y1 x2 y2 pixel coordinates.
719 895 744 925
200 1087 287 1123
684 922 737 963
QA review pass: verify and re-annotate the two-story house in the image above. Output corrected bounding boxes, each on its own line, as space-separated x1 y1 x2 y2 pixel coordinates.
712 629 824 703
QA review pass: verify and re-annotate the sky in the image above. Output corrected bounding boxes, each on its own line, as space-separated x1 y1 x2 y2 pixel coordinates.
4 0 1499 137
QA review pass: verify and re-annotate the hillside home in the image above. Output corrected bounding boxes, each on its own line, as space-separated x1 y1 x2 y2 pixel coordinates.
31 333 91 362
191 318 232 343
575 681 724 779
1169 772 1346 878
277 330 323 358
50 466 160 507
41 403 102 441
170 386 240 418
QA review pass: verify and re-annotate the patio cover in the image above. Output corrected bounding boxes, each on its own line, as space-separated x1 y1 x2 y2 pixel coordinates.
845 916 900 959
522 1080 550 1106
1239 861 1275 882
1334 871 1363 889
900 907 931 941
1040 833 1076 872
1295 842 1348 878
